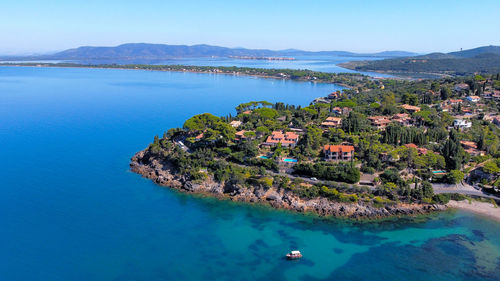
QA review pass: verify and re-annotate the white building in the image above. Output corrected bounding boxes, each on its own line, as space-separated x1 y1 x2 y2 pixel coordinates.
453 119 472 130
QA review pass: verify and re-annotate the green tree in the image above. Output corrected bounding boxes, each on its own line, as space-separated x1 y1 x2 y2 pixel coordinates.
342 112 368 134
483 161 500 174
421 181 434 198
442 130 463 170
440 87 451 100
447 170 464 184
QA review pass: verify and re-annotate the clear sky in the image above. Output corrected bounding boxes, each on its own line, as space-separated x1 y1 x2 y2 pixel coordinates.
1 0 499 55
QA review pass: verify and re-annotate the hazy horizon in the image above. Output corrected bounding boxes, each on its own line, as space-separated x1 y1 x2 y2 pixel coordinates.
2 0 500 55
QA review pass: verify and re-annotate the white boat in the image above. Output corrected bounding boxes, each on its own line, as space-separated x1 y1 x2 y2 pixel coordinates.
286 250 302 259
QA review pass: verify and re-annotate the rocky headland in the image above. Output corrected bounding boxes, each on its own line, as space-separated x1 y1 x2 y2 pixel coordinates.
130 150 446 220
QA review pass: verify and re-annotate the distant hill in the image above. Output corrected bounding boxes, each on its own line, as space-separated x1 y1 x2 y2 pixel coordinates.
448 45 500 58
340 45 500 76
0 43 419 61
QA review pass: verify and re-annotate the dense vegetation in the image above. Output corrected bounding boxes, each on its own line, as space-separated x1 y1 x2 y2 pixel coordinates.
342 46 500 76
141 72 500 208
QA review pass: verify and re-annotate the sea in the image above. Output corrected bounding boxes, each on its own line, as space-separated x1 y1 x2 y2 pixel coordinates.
0 65 499 281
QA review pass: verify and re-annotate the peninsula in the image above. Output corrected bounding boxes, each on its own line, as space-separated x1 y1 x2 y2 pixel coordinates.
131 72 500 219
0 62 371 87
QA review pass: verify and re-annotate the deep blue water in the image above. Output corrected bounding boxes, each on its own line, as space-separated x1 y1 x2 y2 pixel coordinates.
1 66 500 281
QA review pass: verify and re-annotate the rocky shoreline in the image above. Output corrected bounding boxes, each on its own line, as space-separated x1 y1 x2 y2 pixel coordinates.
130 150 446 220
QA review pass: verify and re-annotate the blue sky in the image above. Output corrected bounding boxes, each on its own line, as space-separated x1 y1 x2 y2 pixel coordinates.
1 0 499 54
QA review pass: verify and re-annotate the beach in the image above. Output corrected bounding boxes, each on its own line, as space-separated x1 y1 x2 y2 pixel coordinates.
448 200 500 222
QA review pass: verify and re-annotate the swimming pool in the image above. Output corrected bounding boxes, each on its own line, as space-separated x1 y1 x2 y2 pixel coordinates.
283 158 298 163
259 156 269 159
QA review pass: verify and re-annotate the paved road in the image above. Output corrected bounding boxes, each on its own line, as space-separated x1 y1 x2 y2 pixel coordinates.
432 182 499 200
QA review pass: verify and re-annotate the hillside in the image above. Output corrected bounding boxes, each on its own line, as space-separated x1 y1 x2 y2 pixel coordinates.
340 45 500 76
0 43 418 61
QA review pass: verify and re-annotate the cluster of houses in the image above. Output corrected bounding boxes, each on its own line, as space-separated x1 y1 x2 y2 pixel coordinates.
199 82 497 168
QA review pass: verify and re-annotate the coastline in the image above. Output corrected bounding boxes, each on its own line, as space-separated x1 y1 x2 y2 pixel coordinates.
447 200 500 222
130 150 446 220
0 62 358 88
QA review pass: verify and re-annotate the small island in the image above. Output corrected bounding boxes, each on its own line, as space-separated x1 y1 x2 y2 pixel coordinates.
131 72 500 220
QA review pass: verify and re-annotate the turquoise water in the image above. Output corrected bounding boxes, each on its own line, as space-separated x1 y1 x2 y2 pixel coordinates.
259 156 270 159
1 66 500 281
283 158 298 163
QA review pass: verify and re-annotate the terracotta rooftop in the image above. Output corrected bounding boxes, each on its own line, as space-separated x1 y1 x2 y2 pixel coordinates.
401 104 421 111
323 144 354 153
404 143 418 149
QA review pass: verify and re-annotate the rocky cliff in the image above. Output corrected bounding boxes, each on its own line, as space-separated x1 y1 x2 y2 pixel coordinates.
130 150 446 219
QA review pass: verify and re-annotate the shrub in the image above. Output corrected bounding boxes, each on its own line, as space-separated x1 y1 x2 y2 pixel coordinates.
432 193 450 204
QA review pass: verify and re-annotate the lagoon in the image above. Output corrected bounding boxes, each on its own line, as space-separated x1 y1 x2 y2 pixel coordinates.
0 66 499 281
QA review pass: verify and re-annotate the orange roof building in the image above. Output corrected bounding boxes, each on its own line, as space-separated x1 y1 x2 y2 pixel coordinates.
460 140 477 149
321 116 342 128
400 104 421 113
263 131 300 147
368 116 392 130
323 145 355 161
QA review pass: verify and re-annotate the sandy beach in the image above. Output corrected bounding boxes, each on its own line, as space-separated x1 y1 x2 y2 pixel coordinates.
447 200 500 222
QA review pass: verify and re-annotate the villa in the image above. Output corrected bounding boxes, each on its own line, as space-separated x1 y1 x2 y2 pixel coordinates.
460 141 485 156
230 120 242 128
368 116 392 130
404 143 428 155
400 104 421 113
448 99 464 105
263 131 300 148
323 145 355 161
235 130 255 142
328 91 342 99
332 107 352 116
453 119 472 130
321 116 342 128
392 113 412 126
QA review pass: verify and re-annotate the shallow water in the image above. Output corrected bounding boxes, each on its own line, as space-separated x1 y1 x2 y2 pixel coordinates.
0 66 499 281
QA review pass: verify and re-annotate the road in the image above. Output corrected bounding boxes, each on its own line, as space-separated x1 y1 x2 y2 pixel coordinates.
432 182 499 200
176 143 499 200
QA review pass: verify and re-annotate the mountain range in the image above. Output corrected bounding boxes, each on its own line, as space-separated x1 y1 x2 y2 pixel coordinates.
0 43 418 61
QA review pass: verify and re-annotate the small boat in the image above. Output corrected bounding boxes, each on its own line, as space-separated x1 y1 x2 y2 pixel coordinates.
286 250 302 259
